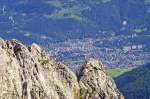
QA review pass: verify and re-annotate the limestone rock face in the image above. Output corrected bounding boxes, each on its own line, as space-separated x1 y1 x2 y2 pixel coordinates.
0 38 124 99
78 59 124 99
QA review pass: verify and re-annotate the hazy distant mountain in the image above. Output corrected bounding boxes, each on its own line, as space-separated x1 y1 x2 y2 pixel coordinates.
115 63 150 99
0 0 149 44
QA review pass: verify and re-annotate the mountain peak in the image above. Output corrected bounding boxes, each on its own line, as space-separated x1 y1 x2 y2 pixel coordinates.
30 43 42 53
78 58 124 99
0 39 124 99
85 58 104 70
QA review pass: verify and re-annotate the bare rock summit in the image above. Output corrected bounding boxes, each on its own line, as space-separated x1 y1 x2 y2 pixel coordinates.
0 38 124 99
79 58 124 99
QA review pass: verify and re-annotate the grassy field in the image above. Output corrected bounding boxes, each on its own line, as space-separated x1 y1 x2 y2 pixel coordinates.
106 68 131 78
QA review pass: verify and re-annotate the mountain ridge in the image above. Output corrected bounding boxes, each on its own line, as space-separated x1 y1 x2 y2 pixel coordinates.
0 0 150 43
115 63 150 99
0 38 124 99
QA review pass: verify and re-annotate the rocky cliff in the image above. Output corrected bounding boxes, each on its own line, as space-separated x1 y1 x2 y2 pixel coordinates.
0 38 124 99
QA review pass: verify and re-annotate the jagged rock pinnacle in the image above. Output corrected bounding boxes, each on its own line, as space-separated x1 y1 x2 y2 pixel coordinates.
0 39 124 99
79 58 124 99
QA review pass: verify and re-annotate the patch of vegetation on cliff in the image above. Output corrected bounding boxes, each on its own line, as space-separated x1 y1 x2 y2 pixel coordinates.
40 59 50 65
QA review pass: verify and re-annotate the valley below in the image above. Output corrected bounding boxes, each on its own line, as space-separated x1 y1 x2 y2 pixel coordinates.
45 37 150 69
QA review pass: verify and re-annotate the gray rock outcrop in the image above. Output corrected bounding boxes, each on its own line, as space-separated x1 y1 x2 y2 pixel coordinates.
0 38 124 99
78 59 123 99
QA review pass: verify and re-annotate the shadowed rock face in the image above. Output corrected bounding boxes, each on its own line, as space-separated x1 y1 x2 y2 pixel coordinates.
0 38 124 99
